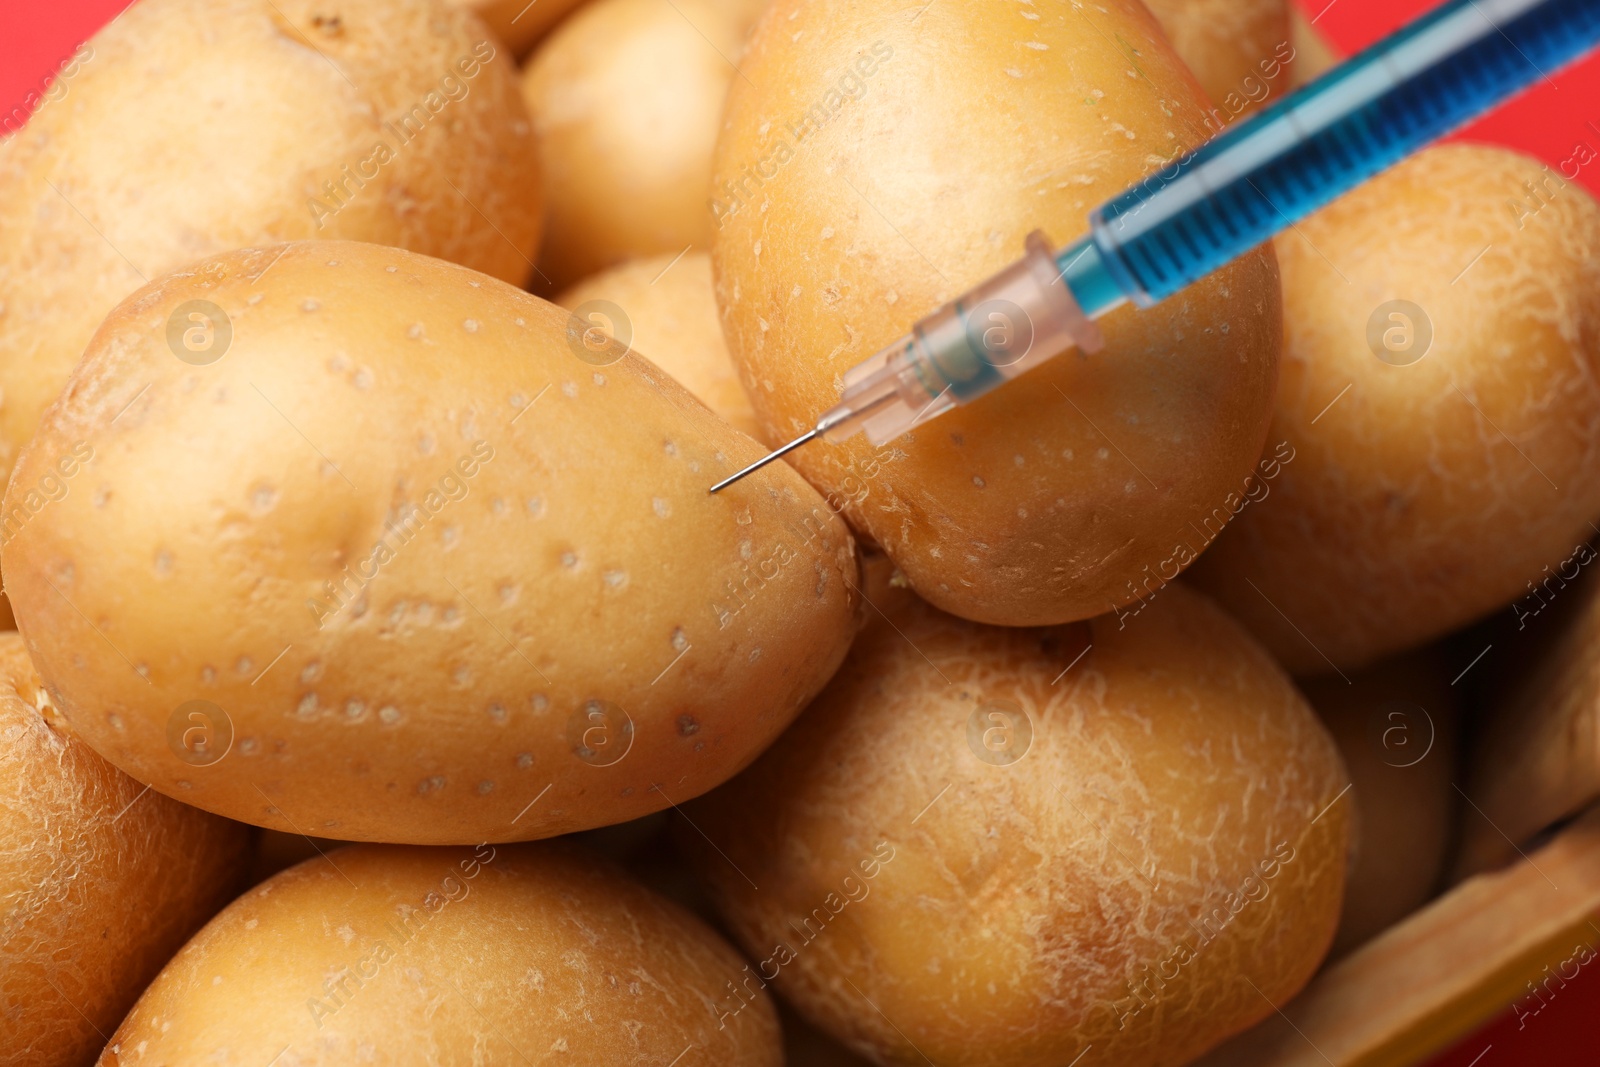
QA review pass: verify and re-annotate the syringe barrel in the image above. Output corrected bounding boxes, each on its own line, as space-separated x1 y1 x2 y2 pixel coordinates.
1085 0 1600 307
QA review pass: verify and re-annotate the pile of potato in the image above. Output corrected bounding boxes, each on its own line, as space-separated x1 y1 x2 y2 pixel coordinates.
2 0 1597 1064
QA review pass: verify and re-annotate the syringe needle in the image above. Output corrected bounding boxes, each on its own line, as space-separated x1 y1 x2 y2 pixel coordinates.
709 428 820 493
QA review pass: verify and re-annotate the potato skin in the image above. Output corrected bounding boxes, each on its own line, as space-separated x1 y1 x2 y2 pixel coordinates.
446 0 591 56
441 0 768 69
1287 3 1341 86
1456 555 1600 876
1142 0 1295 120
1191 144 1600 674
2 240 859 844
681 584 1349 1067
0 632 249 1067
522 0 763 290
98 842 781 1066
0 0 542 502
558 251 763 440
1303 649 1457 957
711 0 1281 627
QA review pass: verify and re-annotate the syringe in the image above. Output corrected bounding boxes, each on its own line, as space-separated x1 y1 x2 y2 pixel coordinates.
710 0 1600 494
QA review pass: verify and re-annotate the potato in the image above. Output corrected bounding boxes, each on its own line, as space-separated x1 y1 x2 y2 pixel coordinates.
0 0 542 522
711 0 1281 627
458 0 763 56
1191 144 1600 674
99 842 781 1065
1287 3 1341 87
522 0 765 290
1193 805 1600 1067
857 547 918 620
1457 554 1600 877
681 583 1350 1067
0 632 249 1067
447 0 591 57
558 251 763 439
1302 649 1458 957
1142 0 1295 121
1 240 860 844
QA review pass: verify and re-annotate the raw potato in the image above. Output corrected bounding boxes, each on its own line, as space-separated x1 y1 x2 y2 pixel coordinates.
1302 649 1458 957
522 0 766 290
558 252 763 440
2 240 860 844
446 0 591 57
0 632 249 1067
857 547 918 620
0 0 542 510
682 583 1350 1067
470 0 760 57
1191 144 1600 674
100 843 782 1066
1288 3 1342 87
712 0 1281 627
1458 555 1600 876
1194 805 1600 1067
1142 0 1295 121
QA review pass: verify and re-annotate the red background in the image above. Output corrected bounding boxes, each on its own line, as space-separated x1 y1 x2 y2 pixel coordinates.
2 1 1597 1064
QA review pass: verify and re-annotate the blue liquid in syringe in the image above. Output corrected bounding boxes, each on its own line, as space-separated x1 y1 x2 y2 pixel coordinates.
1061 0 1600 314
